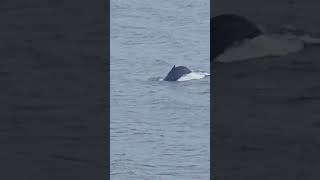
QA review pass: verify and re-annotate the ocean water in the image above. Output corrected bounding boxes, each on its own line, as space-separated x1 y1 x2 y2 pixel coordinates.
110 0 210 180
212 1 320 179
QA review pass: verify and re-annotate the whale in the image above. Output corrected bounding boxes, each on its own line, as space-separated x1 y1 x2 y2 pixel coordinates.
211 14 262 61
164 65 192 81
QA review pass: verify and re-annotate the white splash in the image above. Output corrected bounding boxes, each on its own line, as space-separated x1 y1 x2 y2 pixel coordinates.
215 31 320 63
215 34 304 63
177 72 210 81
299 34 320 44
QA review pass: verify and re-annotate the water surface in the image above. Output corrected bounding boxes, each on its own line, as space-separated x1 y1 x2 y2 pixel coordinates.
111 0 210 179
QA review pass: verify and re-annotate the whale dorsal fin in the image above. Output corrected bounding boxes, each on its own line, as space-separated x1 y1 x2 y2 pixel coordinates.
172 65 175 69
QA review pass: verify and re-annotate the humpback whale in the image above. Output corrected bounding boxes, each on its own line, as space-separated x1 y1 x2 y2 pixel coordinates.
164 65 192 81
211 14 262 61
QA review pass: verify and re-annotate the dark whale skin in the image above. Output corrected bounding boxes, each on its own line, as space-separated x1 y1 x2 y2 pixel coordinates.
211 14 262 61
164 65 192 81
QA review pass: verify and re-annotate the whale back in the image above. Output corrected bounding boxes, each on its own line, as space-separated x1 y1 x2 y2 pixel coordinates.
211 14 262 61
164 65 191 81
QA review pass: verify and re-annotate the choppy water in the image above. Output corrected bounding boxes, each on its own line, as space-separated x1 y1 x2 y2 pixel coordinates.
110 0 210 179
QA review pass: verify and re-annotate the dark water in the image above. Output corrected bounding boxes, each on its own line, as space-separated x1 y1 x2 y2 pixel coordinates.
212 1 320 179
111 0 210 179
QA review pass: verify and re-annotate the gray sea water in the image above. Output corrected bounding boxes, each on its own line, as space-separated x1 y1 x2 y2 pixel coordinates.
110 0 210 179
